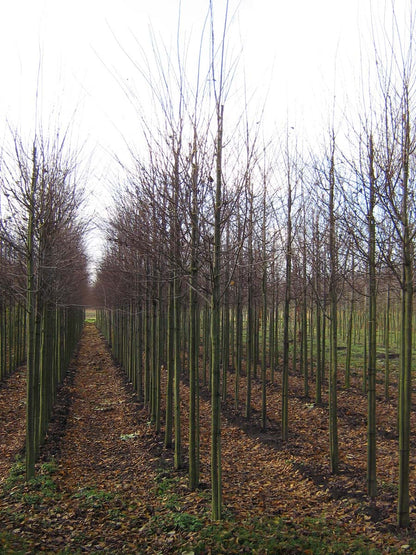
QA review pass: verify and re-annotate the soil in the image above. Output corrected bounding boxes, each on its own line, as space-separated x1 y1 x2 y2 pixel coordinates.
0 322 415 553
0 367 26 485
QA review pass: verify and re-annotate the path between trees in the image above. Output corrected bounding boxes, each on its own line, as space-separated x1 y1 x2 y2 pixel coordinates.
0 367 26 485
0 322 415 553
0 324 165 552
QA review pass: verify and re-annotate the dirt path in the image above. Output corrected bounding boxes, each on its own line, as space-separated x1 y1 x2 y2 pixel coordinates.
0 367 26 485
0 324 182 553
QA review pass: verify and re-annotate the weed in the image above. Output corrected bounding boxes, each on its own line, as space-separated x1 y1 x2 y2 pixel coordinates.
19 475 60 506
155 472 180 496
153 471 184 512
186 515 382 555
172 512 204 532
41 459 58 475
163 492 180 510
3 457 60 507
108 507 123 519
73 486 115 509
0 530 28 553
146 513 175 534
380 480 396 494
146 511 203 536
3 458 25 490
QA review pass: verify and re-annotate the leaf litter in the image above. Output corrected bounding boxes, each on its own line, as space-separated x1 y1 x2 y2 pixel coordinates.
0 322 415 553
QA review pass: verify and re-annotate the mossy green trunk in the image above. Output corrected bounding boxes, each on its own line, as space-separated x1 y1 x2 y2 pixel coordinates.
211 105 223 520
328 144 338 474
397 105 413 528
25 146 38 481
367 135 377 499
282 172 292 442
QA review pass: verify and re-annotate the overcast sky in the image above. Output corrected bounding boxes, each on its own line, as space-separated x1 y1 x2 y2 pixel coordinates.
0 0 411 264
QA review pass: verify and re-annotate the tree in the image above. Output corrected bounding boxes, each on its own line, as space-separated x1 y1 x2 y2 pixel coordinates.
328 132 339 474
2 129 87 479
369 5 416 524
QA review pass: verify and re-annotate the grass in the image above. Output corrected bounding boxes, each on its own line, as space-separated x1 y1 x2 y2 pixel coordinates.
2 457 60 505
0 458 408 553
72 485 116 509
181 514 385 554
0 458 61 553
147 466 386 553
84 308 96 323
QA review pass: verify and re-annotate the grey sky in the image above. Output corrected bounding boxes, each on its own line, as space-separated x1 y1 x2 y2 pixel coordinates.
0 0 411 264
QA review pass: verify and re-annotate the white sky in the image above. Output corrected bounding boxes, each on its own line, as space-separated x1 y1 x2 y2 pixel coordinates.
0 0 411 266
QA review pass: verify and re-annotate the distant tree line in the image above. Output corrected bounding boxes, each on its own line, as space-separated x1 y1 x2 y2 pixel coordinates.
0 129 89 479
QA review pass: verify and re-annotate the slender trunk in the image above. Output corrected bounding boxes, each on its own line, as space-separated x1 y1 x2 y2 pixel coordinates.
261 184 267 430
235 281 242 409
25 146 38 481
398 242 412 527
245 188 253 420
211 104 224 520
328 142 339 474
367 134 377 498
164 286 174 449
398 103 412 528
345 285 354 389
173 149 182 470
189 137 200 490
282 171 292 442
269 277 275 383
314 216 322 404
155 295 161 433
222 240 230 402
384 286 390 401
302 222 308 397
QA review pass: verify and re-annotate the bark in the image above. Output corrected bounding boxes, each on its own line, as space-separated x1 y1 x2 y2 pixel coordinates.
211 104 224 520
25 145 38 480
328 141 339 475
367 134 377 498
397 102 413 528
281 168 292 442
189 136 200 490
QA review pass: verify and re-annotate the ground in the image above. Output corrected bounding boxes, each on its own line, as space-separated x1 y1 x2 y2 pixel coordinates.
0 323 415 553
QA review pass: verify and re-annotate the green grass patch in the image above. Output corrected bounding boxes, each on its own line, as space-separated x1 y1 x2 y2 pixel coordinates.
154 470 183 510
146 511 204 535
3 458 25 490
173 512 204 532
2 457 60 506
84 308 96 323
154 470 181 496
72 485 115 509
184 515 383 554
0 458 61 552
0 530 29 553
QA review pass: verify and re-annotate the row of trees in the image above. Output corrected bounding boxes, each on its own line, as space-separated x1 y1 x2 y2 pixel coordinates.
0 129 89 478
0 242 26 380
93 2 416 526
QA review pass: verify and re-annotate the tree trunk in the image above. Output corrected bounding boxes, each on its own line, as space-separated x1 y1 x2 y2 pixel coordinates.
367 134 377 498
211 104 224 520
189 136 200 490
282 166 292 442
398 102 413 528
328 141 339 474
25 146 38 481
